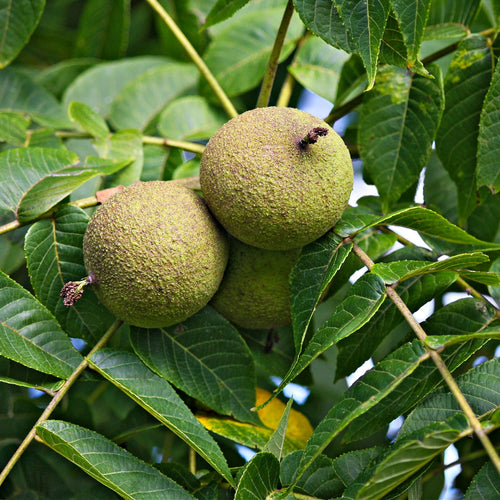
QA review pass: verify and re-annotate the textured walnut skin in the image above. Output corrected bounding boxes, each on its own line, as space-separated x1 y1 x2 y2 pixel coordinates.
200 107 353 251
83 181 229 328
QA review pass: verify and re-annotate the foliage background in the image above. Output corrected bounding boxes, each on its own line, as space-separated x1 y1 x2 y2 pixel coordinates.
0 0 499 499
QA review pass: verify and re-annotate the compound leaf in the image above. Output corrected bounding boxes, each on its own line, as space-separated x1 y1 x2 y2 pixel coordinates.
36 420 195 499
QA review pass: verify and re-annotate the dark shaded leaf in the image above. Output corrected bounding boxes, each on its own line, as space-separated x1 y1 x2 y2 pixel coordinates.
0 0 45 68
435 35 493 224
24 204 116 344
73 0 129 59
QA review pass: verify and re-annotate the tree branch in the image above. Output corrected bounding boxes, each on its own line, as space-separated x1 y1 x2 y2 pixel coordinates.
351 241 500 475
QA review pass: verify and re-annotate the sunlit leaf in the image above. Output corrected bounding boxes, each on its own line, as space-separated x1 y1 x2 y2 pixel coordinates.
89 349 234 485
278 273 385 393
234 452 279 500
17 156 130 222
390 0 432 67
345 415 469 500
62 57 169 117
68 101 110 138
94 130 143 186
36 420 196 499
0 271 83 378
204 0 252 28
371 252 489 284
0 111 30 145
290 232 352 355
202 7 303 97
157 96 226 141
399 357 500 438
289 37 350 103
109 62 198 130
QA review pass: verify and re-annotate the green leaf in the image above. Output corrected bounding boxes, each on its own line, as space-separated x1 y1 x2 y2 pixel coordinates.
0 0 45 68
358 64 444 209
73 0 129 59
399 358 500 438
435 35 494 224
62 56 169 118
0 357 63 392
17 156 130 223
94 130 143 186
0 147 78 217
488 257 500 306
463 461 500 499
235 452 279 500
339 299 496 442
336 0 391 89
335 272 457 381
344 415 469 500
390 0 432 67
332 447 383 487
0 111 30 145
297 341 428 482
263 398 292 460
0 67 69 128
423 151 458 224
371 252 490 284
36 420 196 499
426 0 481 29
24 205 115 344
335 206 500 250
109 62 198 131
35 58 98 100
290 232 353 355
459 270 500 286
477 56 500 193
130 307 259 424
89 349 234 485
288 37 350 104
0 270 83 378
68 101 110 139
202 7 303 97
280 451 345 498
157 96 226 141
279 273 386 393
204 0 252 28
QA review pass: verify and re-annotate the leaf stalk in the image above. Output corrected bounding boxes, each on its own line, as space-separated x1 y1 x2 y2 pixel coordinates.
145 0 238 119
256 0 295 108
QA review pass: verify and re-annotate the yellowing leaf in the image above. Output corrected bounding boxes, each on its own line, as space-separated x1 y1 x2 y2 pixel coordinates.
255 388 313 445
196 388 313 455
